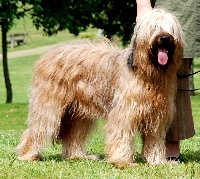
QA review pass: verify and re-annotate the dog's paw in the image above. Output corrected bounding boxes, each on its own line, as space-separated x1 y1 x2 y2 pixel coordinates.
17 153 42 161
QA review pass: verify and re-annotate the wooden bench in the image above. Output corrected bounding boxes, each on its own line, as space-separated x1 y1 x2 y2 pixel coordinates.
7 32 28 48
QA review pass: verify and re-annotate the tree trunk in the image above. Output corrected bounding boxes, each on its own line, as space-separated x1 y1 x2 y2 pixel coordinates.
1 24 13 103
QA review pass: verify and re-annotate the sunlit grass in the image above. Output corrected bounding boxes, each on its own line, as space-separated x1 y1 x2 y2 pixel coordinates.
0 118 200 178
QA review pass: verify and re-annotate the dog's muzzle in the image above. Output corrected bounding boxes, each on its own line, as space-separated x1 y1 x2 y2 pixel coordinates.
150 33 175 66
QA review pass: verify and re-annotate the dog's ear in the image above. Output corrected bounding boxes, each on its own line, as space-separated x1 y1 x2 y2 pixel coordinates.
127 52 134 70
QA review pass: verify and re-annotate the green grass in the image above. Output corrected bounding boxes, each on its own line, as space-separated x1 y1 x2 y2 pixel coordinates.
191 59 200 128
0 55 39 103
0 114 200 178
0 104 28 130
193 60 200 91
0 16 97 53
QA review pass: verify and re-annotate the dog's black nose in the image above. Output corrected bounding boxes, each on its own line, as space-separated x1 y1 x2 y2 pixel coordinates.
160 35 170 42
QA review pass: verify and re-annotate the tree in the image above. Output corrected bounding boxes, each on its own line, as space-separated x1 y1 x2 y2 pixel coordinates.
29 0 136 45
30 0 93 36
90 0 137 45
0 0 33 103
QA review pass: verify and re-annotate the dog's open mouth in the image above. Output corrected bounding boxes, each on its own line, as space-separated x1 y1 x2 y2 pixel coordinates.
150 33 175 66
158 48 168 65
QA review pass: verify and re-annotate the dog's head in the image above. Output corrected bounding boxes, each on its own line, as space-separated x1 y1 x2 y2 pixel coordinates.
132 8 184 68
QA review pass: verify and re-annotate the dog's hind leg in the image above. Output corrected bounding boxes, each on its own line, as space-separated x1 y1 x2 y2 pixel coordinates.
15 129 43 161
60 116 99 160
15 97 66 161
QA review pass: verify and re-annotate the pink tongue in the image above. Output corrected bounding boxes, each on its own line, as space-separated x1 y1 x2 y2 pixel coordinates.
158 48 168 65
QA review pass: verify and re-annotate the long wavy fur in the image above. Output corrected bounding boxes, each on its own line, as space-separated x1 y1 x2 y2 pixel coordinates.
16 8 184 168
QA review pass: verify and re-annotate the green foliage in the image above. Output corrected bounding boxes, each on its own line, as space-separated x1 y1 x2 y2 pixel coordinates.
1 0 137 45
31 0 93 36
29 0 136 45
0 0 32 31
90 0 137 45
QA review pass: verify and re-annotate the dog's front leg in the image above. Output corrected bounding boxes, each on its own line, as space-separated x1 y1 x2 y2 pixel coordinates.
142 130 167 165
105 109 137 168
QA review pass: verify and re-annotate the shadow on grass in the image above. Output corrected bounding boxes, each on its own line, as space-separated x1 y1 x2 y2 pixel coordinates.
43 152 146 165
42 153 106 162
180 150 200 163
42 154 64 162
26 149 200 164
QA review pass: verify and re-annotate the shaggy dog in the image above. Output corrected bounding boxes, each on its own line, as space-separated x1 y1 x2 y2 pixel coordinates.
16 8 184 168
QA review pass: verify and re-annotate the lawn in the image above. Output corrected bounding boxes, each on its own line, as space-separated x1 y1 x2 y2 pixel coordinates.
0 16 97 53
